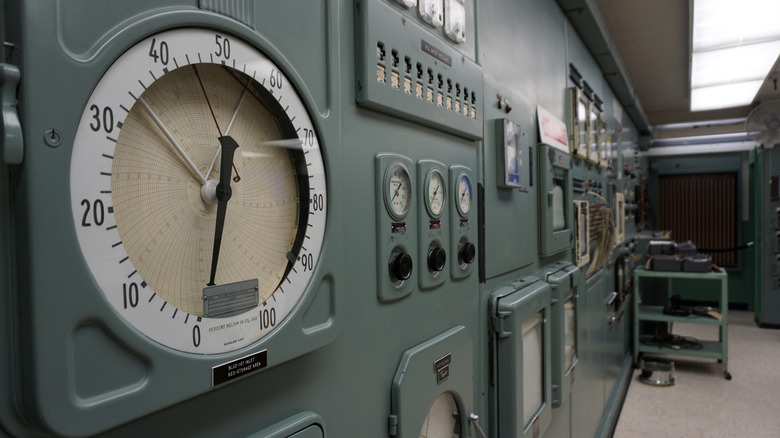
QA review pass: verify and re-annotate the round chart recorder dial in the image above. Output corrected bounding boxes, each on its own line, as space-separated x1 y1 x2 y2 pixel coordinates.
70 28 327 354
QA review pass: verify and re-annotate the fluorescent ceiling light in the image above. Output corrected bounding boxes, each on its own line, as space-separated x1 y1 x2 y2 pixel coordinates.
691 80 763 111
693 0 780 52
691 0 780 111
691 40 780 88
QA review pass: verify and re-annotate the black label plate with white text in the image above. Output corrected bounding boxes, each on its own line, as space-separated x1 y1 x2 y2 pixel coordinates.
212 350 268 386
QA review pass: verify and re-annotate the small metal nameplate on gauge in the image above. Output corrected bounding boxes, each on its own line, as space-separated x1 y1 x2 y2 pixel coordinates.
203 279 259 318
434 353 452 384
212 350 268 387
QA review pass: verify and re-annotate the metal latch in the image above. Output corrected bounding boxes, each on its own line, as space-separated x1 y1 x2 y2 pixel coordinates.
0 63 23 164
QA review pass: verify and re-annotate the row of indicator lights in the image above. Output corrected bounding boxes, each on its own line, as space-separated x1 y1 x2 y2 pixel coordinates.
376 42 477 120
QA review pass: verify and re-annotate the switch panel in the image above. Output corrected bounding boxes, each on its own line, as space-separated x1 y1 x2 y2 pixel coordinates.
356 0 482 140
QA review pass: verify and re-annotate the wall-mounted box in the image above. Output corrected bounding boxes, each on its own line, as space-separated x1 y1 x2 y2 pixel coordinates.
490 276 552 438
538 143 573 256
542 262 581 408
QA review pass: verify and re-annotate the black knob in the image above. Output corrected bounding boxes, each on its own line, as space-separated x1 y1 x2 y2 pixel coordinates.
428 247 447 272
460 242 476 265
390 252 413 281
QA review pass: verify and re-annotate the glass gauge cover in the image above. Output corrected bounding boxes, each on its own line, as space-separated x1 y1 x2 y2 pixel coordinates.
502 119 522 188
419 0 444 28
385 163 412 219
70 28 327 354
599 116 608 162
576 93 589 154
444 0 467 43
425 169 446 217
589 106 599 162
456 173 472 216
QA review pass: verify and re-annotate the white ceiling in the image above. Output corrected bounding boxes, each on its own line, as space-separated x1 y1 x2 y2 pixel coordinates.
594 0 780 136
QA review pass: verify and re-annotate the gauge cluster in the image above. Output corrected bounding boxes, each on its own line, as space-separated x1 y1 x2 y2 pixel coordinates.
356 0 482 139
376 155 476 299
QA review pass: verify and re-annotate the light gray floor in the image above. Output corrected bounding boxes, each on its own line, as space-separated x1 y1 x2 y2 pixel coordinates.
613 310 780 438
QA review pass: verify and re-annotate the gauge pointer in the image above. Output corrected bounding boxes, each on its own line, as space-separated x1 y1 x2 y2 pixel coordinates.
207 135 239 286
138 96 207 185
205 88 247 181
392 182 402 200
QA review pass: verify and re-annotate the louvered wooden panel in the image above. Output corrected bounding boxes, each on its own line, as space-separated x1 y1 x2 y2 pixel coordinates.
658 173 737 267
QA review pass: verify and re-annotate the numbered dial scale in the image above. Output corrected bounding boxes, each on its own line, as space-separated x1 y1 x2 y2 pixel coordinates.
70 28 327 354
384 163 412 219
455 173 472 217
425 168 446 218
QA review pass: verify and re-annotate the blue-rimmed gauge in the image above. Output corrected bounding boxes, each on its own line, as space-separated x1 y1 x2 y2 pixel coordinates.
456 173 472 217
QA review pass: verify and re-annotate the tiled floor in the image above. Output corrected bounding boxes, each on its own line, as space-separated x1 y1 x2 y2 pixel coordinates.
613 310 780 438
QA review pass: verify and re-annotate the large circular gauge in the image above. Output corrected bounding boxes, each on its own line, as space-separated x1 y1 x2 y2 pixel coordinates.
385 163 412 219
70 28 327 354
455 173 472 217
425 169 446 218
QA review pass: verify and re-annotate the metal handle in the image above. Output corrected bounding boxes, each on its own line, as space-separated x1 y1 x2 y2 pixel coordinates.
469 413 488 438
605 291 618 308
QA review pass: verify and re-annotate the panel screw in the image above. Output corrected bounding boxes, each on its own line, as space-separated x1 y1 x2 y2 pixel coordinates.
44 129 62 148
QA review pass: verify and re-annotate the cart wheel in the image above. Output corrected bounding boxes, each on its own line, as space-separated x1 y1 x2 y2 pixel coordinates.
724 371 732 380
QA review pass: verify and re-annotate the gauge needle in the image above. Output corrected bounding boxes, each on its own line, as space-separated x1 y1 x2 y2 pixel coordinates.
205 89 247 181
392 183 401 200
431 186 439 203
207 135 239 287
138 97 207 185
192 64 242 183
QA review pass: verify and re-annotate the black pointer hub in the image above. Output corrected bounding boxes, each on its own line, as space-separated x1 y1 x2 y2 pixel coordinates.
217 181 233 201
207 135 239 287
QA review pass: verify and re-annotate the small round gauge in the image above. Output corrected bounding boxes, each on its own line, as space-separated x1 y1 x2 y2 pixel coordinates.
425 169 446 217
456 173 472 217
385 163 412 219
